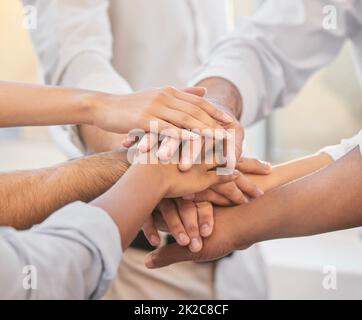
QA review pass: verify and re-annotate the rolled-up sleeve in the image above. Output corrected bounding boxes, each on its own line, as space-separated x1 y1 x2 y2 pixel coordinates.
191 0 354 126
22 0 132 157
0 202 121 300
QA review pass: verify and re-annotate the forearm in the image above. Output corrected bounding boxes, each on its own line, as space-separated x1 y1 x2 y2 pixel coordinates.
0 151 128 229
196 77 243 120
92 164 167 249
79 125 126 153
245 153 333 192
0 81 102 128
229 147 362 247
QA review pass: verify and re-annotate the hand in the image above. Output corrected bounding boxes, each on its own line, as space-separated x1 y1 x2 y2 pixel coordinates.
92 86 234 140
144 206 253 268
193 157 272 206
132 98 243 168
133 143 239 199
142 199 214 252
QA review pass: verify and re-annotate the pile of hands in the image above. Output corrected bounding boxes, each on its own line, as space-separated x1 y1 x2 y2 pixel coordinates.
115 86 272 267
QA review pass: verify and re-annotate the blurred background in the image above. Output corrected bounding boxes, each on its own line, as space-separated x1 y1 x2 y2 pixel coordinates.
1 0 361 299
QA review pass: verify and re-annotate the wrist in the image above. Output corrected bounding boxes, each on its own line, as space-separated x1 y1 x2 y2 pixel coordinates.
77 90 110 126
131 161 170 198
196 77 243 120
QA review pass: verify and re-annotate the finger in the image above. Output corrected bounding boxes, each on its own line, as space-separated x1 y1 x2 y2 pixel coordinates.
236 157 272 175
211 180 249 205
145 243 195 268
172 90 234 124
178 137 203 172
206 169 240 187
122 135 139 148
167 99 224 130
137 133 159 153
157 136 181 161
142 216 161 247
235 173 264 198
182 87 207 97
176 199 202 253
194 189 233 206
195 202 214 238
157 108 222 134
156 119 200 141
158 200 190 246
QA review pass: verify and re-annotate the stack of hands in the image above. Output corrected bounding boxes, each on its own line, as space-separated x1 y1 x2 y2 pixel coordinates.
111 86 271 265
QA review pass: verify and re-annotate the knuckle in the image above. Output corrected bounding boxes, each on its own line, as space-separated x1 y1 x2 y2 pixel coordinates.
163 86 176 95
168 222 182 232
196 201 212 210
185 224 199 235
180 114 191 124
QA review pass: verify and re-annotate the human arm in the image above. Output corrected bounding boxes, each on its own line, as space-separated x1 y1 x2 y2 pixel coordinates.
244 153 333 192
191 0 357 126
91 151 238 250
145 146 362 267
0 150 129 230
0 202 121 300
0 81 229 143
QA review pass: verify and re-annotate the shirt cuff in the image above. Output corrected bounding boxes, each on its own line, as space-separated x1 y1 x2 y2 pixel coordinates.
190 66 259 127
317 130 362 161
35 201 122 299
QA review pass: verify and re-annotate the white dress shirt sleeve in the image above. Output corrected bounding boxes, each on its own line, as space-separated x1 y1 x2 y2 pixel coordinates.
0 202 122 300
23 0 132 156
318 130 362 161
191 0 356 126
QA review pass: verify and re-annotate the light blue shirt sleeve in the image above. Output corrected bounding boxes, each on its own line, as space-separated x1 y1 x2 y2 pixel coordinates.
0 202 122 300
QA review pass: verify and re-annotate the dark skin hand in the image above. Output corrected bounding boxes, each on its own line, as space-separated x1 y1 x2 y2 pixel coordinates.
145 147 362 268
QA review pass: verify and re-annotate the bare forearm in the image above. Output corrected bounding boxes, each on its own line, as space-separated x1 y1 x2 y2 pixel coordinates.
245 153 333 192
0 151 128 229
229 147 362 247
196 77 243 119
92 164 166 249
79 125 126 153
0 81 98 128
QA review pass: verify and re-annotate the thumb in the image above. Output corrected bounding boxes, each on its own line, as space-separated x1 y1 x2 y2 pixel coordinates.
145 243 195 269
183 87 207 97
206 169 240 186
236 157 272 175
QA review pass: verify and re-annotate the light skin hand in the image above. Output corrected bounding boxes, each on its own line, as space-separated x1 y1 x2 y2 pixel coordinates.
92 150 238 250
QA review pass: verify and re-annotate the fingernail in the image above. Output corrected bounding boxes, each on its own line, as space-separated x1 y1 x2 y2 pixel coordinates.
200 224 211 237
222 113 234 123
233 170 240 178
214 130 226 140
190 238 202 252
177 233 190 246
179 163 192 172
150 235 160 246
156 147 170 160
137 143 148 153
145 254 155 268
187 132 201 140
183 194 195 200
262 161 271 170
